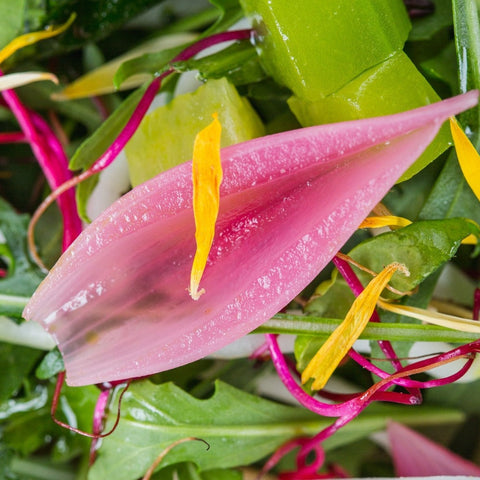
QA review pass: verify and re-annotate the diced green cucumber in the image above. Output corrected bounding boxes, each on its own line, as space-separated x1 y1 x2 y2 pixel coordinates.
125 78 265 186
240 0 411 100
288 51 451 181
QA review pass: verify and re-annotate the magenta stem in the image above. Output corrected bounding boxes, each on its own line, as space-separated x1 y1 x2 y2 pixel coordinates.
0 70 82 250
473 287 480 321
0 131 26 143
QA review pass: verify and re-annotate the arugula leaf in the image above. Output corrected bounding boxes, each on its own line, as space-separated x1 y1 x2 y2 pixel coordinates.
0 198 45 319
90 380 322 480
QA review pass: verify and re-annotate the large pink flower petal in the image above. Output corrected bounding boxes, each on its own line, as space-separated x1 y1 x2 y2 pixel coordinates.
24 92 478 386
388 420 480 476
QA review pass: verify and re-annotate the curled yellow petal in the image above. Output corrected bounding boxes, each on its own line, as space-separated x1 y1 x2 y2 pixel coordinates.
0 71 58 90
302 262 409 390
450 116 480 202
359 215 412 230
189 112 222 300
378 299 480 333
0 13 75 65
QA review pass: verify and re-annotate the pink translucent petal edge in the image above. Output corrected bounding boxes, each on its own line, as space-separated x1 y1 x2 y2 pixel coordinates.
23 91 478 386
388 420 480 476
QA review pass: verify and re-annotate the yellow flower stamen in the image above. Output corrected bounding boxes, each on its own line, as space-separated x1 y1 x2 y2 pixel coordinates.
0 71 58 90
378 299 480 333
359 215 412 230
0 13 75 65
189 113 223 300
302 262 409 390
450 116 480 202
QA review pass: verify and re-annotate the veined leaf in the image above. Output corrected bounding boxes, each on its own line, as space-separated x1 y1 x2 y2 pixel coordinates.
350 218 479 294
90 380 464 480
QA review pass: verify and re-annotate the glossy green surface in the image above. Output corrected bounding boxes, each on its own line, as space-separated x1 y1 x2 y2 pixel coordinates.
288 51 451 181
240 0 411 99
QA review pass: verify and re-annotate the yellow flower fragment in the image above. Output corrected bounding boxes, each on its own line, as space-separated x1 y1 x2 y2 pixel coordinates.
359 215 412 230
189 113 223 300
0 72 58 90
0 13 75 65
450 116 480 202
378 299 480 333
302 262 408 391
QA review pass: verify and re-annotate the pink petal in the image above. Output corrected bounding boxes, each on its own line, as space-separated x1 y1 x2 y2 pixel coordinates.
24 92 478 386
388 420 480 476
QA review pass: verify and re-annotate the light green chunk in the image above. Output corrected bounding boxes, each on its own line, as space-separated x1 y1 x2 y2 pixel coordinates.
125 78 265 186
288 51 451 181
240 0 411 100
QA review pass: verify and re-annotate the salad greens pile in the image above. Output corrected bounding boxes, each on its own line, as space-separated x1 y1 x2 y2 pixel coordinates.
1 0 480 478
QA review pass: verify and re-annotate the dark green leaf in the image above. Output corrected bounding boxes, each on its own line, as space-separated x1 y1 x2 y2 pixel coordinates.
113 46 182 89
205 0 243 36
349 218 478 294
0 198 46 318
419 152 480 224
35 348 64 380
173 41 265 86
409 0 453 41
453 0 480 137
0 343 42 402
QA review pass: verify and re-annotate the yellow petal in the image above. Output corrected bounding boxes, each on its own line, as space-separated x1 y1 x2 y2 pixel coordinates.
0 71 58 90
450 116 480 202
0 13 75 65
53 33 195 100
302 262 409 390
378 299 480 333
189 112 223 300
359 215 412 230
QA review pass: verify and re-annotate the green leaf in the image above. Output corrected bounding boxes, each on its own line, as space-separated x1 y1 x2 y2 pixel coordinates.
453 0 480 136
151 463 242 480
35 348 65 380
0 342 43 402
0 1 25 50
205 0 243 36
173 41 265 86
349 218 479 294
113 46 183 89
419 152 480 224
68 83 148 222
90 380 322 480
0 198 46 318
408 0 453 41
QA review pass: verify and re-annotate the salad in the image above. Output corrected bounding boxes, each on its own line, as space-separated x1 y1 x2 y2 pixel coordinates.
1 0 480 478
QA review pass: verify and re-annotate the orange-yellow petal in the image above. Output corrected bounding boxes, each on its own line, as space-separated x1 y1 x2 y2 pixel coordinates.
0 13 75 65
189 113 223 300
359 215 412 230
450 116 480 202
301 262 408 390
